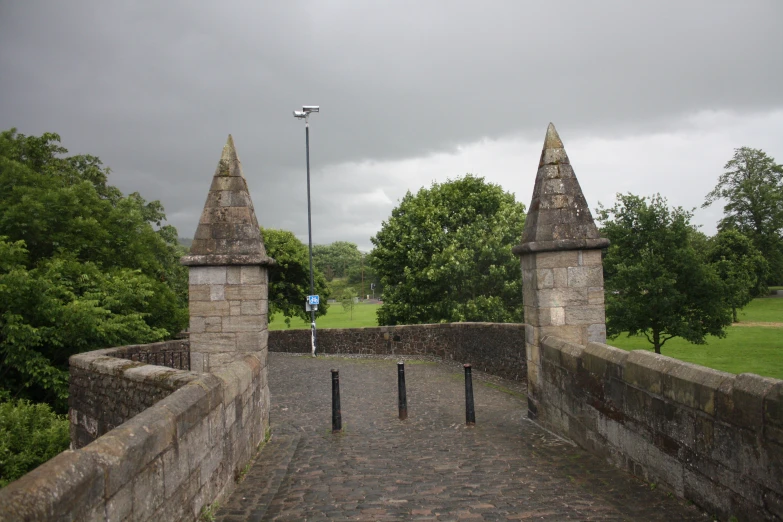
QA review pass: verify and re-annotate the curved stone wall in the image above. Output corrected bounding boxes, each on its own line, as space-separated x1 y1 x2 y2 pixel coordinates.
269 322 527 381
0 343 269 521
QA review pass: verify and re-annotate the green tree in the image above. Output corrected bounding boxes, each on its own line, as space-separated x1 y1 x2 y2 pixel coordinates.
313 241 363 280
0 129 188 409
0 129 188 335
703 147 783 284
707 229 769 322
261 228 329 326
341 287 357 320
0 238 169 410
370 175 526 325
599 193 732 354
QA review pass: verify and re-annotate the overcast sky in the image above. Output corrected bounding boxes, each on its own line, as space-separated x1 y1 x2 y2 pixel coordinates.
1 1 782 251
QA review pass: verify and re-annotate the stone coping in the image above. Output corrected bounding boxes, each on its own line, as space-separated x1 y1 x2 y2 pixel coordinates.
180 253 276 266
512 237 610 255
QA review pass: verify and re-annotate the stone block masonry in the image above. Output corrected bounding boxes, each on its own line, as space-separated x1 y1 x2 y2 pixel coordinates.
188 265 269 372
0 344 269 522
69 341 198 449
269 322 527 381
537 336 783 521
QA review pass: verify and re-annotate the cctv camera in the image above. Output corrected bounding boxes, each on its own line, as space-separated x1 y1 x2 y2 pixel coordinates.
293 111 307 118
302 106 320 113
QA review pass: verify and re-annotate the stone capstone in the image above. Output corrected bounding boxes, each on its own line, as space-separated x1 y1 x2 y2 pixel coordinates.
181 134 275 267
513 123 609 255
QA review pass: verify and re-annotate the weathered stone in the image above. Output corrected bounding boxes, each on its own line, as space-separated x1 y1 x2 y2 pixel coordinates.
191 333 236 353
241 265 264 284
189 266 227 285
241 299 262 315
624 351 676 396
188 285 211 301
662 362 732 415
222 315 266 333
728 373 778 429
535 268 554 289
224 284 266 300
189 300 230 316
210 284 225 301
583 342 628 380
565 305 605 325
204 316 222 332
586 322 607 343
567 266 603 288
132 455 165 520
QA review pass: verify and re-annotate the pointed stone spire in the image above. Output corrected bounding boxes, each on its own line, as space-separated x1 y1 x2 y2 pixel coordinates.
182 135 274 267
513 123 609 254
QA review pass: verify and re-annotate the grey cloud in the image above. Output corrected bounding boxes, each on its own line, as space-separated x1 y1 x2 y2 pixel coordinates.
1 1 781 248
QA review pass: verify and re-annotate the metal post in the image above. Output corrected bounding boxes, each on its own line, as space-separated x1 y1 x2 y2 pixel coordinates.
331 369 342 432
464 364 476 426
306 120 317 357
398 361 407 420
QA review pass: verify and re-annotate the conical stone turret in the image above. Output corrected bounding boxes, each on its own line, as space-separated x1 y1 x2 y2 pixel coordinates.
514 123 608 422
513 123 608 255
181 135 274 373
182 135 273 267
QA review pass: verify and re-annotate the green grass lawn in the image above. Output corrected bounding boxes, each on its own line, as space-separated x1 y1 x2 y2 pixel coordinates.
736 296 783 323
268 302 381 330
609 297 782 379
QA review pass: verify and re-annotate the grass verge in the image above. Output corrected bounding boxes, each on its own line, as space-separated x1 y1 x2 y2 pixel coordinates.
269 303 380 330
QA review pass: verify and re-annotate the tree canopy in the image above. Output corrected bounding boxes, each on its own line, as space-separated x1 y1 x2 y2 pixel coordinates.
599 193 731 354
370 175 526 325
706 229 768 322
261 227 329 326
703 147 783 284
0 129 188 410
313 241 363 280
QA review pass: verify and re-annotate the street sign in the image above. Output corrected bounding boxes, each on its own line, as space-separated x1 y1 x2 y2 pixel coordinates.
308 295 320 305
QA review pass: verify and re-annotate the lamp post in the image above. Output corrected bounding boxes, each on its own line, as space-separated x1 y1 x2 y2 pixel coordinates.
293 105 320 356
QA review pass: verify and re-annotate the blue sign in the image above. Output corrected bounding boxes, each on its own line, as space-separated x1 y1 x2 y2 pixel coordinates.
308 295 320 305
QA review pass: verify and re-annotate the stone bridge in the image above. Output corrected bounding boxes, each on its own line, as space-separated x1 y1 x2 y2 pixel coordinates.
1 126 781 521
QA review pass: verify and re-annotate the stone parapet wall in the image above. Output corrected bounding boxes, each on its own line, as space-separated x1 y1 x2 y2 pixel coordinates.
0 350 269 521
69 341 195 449
269 322 527 381
537 335 783 521
109 339 190 369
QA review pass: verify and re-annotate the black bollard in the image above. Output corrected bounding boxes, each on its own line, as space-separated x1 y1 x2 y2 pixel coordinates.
464 364 476 426
331 369 342 432
398 361 408 420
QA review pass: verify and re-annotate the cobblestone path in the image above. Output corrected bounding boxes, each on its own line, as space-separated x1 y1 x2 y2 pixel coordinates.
216 353 707 521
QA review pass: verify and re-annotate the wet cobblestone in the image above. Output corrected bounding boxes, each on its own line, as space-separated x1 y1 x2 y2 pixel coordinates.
217 353 707 521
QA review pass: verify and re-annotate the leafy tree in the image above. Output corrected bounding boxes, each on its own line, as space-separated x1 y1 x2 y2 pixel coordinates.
0 129 188 410
599 193 732 354
313 241 363 280
346 256 383 299
261 228 329 327
703 147 783 284
707 229 768 322
370 175 526 325
0 238 169 409
341 287 357 320
0 399 70 487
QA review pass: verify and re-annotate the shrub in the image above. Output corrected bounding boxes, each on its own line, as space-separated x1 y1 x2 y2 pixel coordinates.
0 399 70 487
